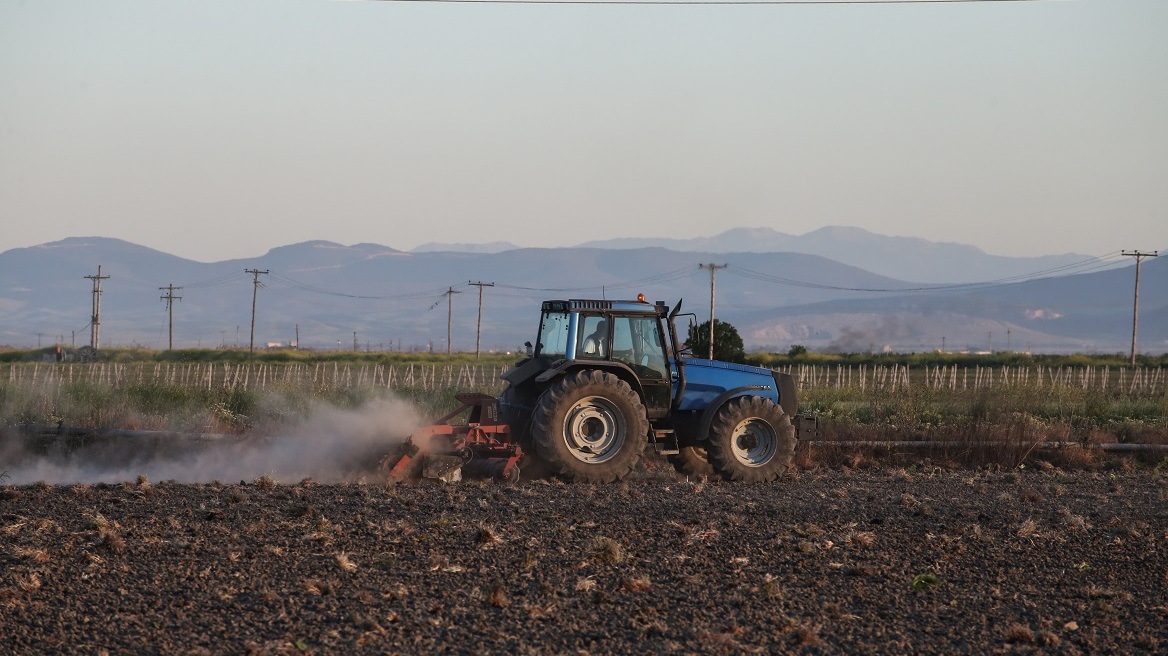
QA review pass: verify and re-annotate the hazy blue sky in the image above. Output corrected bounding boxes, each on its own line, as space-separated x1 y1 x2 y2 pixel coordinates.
2 0 1164 262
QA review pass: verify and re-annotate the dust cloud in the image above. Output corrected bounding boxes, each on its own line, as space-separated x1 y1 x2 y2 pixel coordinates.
1 396 424 485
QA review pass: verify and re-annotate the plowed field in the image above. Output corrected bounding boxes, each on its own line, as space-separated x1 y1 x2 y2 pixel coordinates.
2 469 1166 654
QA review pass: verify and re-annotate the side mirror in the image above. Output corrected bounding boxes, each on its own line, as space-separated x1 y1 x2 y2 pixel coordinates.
525 341 533 357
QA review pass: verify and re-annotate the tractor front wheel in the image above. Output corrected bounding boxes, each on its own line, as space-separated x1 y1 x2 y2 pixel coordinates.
531 370 648 483
706 396 796 482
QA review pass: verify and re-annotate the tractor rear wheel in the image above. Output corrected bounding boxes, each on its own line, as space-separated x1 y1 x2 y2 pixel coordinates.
706 396 796 482
531 370 648 483
668 446 715 478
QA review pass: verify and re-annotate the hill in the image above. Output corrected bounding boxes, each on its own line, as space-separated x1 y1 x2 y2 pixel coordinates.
1 236 1163 354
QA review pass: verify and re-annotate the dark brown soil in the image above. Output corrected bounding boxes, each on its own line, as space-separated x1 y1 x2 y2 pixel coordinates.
2 468 1167 655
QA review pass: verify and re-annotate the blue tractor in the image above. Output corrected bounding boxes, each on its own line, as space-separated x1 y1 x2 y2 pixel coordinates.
380 297 805 484
498 298 802 483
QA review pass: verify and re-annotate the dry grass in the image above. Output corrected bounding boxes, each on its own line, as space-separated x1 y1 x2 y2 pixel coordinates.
590 536 624 564
12 547 50 563
847 531 876 548
90 513 126 553
760 574 782 599
1021 487 1043 504
16 573 42 593
335 552 357 573
488 582 509 608
2 520 26 537
669 521 719 545
793 623 821 646
303 579 334 596
1059 508 1091 533
1017 518 1039 538
623 576 651 593
475 524 502 548
1004 623 1035 644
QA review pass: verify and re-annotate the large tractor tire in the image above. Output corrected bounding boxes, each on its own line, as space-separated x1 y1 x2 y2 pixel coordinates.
668 446 715 478
499 384 554 480
498 384 536 448
705 396 796 482
530 370 648 483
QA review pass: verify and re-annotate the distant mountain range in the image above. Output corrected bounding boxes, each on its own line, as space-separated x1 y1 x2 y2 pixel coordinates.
418 226 1097 285
1 230 1164 355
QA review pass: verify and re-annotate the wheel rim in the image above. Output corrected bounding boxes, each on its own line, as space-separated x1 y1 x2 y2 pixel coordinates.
562 396 626 463
730 418 777 467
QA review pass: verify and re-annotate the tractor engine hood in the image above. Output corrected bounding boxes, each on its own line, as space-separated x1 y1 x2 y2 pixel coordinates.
672 354 780 410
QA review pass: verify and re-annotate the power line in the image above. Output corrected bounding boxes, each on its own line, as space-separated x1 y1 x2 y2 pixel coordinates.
1121 250 1158 366
267 272 456 301
494 266 699 294
178 270 247 290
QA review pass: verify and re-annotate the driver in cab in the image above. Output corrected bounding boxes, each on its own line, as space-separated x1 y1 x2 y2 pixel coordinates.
581 319 607 358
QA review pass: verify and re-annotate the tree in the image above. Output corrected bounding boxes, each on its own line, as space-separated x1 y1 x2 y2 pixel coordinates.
788 344 808 358
687 319 745 364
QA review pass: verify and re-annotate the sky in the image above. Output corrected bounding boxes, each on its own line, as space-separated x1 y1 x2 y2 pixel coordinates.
1 0 1165 262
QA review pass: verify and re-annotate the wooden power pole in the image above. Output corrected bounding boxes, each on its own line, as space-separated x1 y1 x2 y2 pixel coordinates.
84 265 110 349
159 283 182 350
445 286 462 354
468 281 494 359
245 269 269 353
1122 250 1158 366
699 263 727 360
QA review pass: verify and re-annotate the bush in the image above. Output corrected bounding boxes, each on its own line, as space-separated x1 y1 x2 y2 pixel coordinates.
687 320 746 364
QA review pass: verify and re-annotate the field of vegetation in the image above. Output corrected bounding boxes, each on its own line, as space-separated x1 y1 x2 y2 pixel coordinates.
2 349 1165 472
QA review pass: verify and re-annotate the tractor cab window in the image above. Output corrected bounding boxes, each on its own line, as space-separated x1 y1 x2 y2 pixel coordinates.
612 316 668 380
536 311 570 358
577 315 608 359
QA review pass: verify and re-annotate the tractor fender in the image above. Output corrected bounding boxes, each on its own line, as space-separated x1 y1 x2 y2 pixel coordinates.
772 371 799 418
534 359 648 406
696 385 774 442
501 357 545 387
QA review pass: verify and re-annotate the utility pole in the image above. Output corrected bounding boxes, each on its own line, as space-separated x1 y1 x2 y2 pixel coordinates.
698 263 727 360
353 331 359 351
468 281 494 359
1122 250 1159 366
159 283 182 350
444 286 462 354
84 265 110 349
244 269 269 353
295 324 300 349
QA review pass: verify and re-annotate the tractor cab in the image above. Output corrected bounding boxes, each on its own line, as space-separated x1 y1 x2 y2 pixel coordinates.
527 299 677 419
